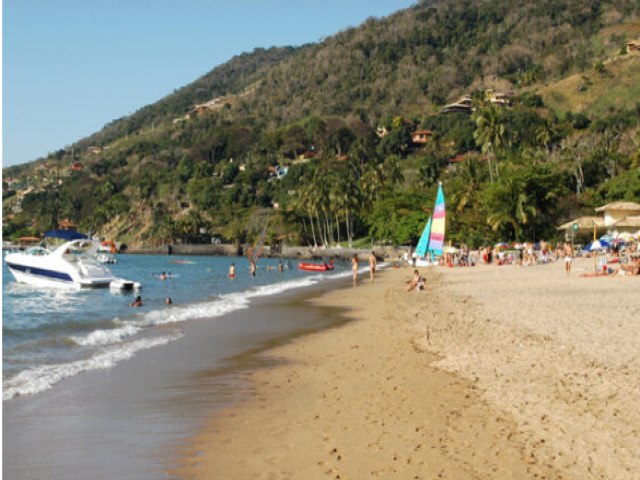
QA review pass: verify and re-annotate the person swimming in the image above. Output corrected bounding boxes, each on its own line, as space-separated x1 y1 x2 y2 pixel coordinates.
130 296 142 307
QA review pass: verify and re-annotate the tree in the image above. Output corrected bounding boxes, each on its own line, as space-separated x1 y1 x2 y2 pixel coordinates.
365 191 430 245
473 106 509 182
483 171 536 240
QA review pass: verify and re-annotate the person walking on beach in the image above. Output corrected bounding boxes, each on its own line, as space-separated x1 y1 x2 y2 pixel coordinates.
564 242 574 276
229 262 235 279
351 254 359 287
369 251 377 284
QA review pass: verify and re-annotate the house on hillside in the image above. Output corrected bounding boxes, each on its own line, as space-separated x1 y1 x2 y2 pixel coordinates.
487 90 514 106
70 162 83 172
192 98 221 115
441 96 473 114
376 126 389 138
297 149 317 161
411 130 433 144
626 41 640 53
58 218 78 230
446 152 485 171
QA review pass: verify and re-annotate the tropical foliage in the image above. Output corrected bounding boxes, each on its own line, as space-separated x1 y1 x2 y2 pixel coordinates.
3 0 640 247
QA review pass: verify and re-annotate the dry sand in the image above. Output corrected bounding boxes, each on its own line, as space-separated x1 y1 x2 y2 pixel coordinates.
173 259 639 479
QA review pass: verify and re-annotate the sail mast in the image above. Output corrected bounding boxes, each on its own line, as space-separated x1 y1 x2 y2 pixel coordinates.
248 221 269 264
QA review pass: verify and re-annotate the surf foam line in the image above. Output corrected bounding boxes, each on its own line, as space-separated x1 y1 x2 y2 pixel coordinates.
137 270 348 327
70 323 141 347
4 271 348 401
3 332 183 401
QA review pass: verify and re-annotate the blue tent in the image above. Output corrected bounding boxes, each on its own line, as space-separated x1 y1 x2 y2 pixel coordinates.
44 230 88 241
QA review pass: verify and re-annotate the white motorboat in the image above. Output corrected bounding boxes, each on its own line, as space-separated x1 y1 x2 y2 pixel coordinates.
5 239 138 290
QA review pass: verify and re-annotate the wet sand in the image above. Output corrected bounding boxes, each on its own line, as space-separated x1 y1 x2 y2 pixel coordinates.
174 259 639 479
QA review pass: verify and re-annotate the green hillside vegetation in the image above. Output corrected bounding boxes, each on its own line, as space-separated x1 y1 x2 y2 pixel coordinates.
4 0 640 249
541 46 640 115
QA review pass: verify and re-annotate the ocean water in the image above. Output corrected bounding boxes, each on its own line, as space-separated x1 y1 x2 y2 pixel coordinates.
2 253 350 402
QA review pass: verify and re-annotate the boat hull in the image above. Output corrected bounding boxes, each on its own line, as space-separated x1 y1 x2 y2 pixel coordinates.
298 262 334 272
7 265 80 289
7 263 114 288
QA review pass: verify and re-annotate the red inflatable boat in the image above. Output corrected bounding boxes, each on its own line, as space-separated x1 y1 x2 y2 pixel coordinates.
298 260 334 272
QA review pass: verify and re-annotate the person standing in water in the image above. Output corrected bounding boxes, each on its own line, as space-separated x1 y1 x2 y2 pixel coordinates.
229 262 235 279
250 260 256 277
369 251 377 284
351 254 359 287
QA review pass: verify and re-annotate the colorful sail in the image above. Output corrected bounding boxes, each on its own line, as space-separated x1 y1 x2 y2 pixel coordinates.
415 216 432 258
247 221 269 264
427 184 445 255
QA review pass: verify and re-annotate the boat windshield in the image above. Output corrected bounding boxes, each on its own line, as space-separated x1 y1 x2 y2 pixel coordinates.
23 246 50 256
60 241 101 266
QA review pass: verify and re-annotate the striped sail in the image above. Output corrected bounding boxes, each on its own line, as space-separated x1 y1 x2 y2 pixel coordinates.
415 216 432 258
427 184 445 255
247 222 269 264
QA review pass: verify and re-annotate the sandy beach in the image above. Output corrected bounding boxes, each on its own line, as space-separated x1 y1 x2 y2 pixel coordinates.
173 258 639 479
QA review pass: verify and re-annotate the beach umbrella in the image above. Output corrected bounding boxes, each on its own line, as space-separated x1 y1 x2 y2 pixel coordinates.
599 234 615 243
585 240 611 273
585 240 610 251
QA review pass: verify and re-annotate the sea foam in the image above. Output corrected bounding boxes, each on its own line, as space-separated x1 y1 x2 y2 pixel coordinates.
3 332 183 401
3 268 347 401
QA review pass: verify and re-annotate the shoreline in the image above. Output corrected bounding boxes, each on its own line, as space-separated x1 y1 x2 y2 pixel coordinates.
2 276 353 480
122 243 405 261
172 259 639 479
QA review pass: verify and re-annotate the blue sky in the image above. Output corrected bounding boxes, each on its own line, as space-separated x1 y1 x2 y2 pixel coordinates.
2 0 416 167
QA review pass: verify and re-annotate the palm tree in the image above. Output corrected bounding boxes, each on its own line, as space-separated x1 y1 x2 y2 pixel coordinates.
331 174 360 247
473 106 508 182
483 173 537 240
359 163 385 209
293 183 318 247
451 157 484 214
535 118 555 153
313 172 333 246
383 155 405 186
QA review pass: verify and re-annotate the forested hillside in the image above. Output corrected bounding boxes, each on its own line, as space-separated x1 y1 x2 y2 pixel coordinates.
4 0 640 248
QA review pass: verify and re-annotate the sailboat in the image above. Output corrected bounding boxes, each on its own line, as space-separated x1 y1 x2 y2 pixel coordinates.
415 183 445 266
247 221 269 266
